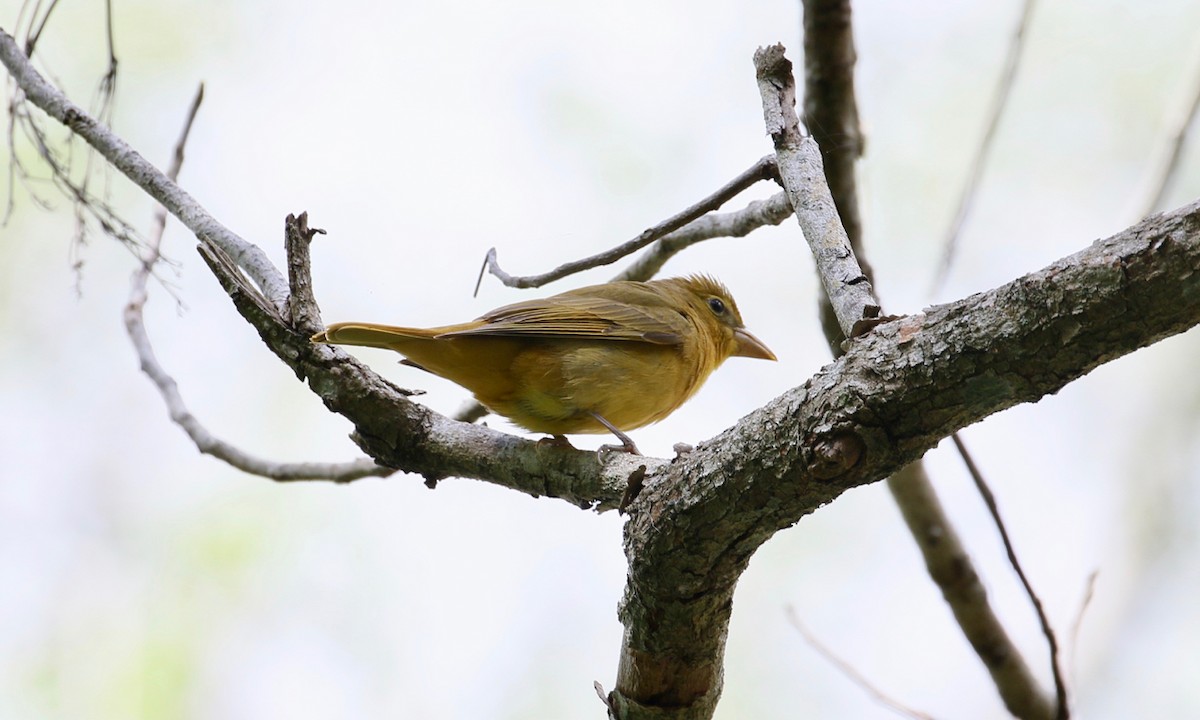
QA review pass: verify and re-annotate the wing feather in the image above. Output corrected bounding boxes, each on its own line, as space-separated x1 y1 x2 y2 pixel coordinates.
438 283 688 345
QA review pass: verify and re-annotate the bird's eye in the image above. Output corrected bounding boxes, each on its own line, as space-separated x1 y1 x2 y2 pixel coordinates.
707 297 726 315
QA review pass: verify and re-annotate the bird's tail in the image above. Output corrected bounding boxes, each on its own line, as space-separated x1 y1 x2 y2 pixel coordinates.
312 322 437 350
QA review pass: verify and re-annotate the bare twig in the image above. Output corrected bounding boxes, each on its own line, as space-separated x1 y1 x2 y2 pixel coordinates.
802 0 872 345
456 185 795 425
19 0 63 56
4 39 144 257
284 210 326 331
125 85 391 483
785 606 936 720
801 0 866 254
1136 43 1200 219
1068 570 1098 690
929 0 1038 295
754 44 881 339
0 29 291 308
952 433 1067 718
475 155 779 293
614 191 793 282
888 463 1057 720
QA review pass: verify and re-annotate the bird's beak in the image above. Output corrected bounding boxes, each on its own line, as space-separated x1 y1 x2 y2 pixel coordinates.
733 328 776 361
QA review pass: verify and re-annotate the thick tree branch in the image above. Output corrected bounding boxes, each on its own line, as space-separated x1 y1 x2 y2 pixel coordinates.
797 7 1060 717
8 24 1200 719
196 226 643 509
0 27 643 507
755 44 882 339
607 199 1200 718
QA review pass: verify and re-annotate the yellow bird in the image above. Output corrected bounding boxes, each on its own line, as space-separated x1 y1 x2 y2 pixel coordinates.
312 275 775 454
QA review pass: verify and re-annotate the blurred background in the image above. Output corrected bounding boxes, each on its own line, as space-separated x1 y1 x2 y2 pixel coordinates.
1 0 1198 717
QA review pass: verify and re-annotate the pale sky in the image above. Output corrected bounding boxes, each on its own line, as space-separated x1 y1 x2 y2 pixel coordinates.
2 0 1199 718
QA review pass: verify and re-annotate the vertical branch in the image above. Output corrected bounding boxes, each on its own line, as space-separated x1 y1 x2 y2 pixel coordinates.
887 463 1057 719
1135 42 1200 219
798 2 1059 718
929 0 1038 294
802 0 869 346
755 44 881 340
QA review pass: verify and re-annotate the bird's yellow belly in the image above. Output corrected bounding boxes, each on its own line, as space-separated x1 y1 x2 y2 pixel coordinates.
475 341 701 434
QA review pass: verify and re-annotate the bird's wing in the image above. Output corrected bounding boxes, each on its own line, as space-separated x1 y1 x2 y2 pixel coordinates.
438 288 688 345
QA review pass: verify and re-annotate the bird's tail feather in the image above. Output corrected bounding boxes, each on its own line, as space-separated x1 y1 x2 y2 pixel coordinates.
312 322 435 349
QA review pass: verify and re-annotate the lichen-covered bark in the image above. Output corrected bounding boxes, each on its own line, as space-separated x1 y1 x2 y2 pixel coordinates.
607 200 1200 718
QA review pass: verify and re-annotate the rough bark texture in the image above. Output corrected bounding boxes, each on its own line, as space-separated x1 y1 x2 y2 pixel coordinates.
198 235 645 509
606 200 1200 718
797 6 1059 713
6 27 1200 720
756 45 881 339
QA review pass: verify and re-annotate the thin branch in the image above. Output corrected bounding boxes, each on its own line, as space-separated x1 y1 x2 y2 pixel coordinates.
797 8 1058 715
475 155 778 292
887 463 1057 720
801 0 866 254
754 43 881 339
1136 43 1200 219
5 54 146 254
609 201 1200 718
124 85 391 484
951 434 1068 719
20 0 62 56
1068 570 1098 691
785 605 936 720
0 29 291 309
614 191 794 282
929 0 1037 295
456 189 796 425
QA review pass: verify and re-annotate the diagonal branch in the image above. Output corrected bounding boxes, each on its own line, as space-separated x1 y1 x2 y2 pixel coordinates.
477 155 779 290
755 44 882 340
1136 41 1200 219
887 463 1055 719
124 87 390 483
797 6 1060 717
608 197 1200 718
929 0 1038 294
0 28 290 309
951 434 1067 717
0 26 641 507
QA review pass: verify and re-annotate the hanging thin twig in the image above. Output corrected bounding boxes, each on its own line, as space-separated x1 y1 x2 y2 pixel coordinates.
952 433 1068 719
786 606 937 720
475 155 779 293
929 0 1038 295
1135 42 1200 219
124 84 391 483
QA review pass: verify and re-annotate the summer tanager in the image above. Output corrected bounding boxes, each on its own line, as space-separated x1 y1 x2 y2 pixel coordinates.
311 275 774 453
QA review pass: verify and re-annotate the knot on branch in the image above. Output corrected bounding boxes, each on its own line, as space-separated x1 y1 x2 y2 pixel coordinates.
808 430 865 480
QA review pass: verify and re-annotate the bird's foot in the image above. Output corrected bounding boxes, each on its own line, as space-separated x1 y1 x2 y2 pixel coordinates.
588 411 641 459
596 438 641 461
